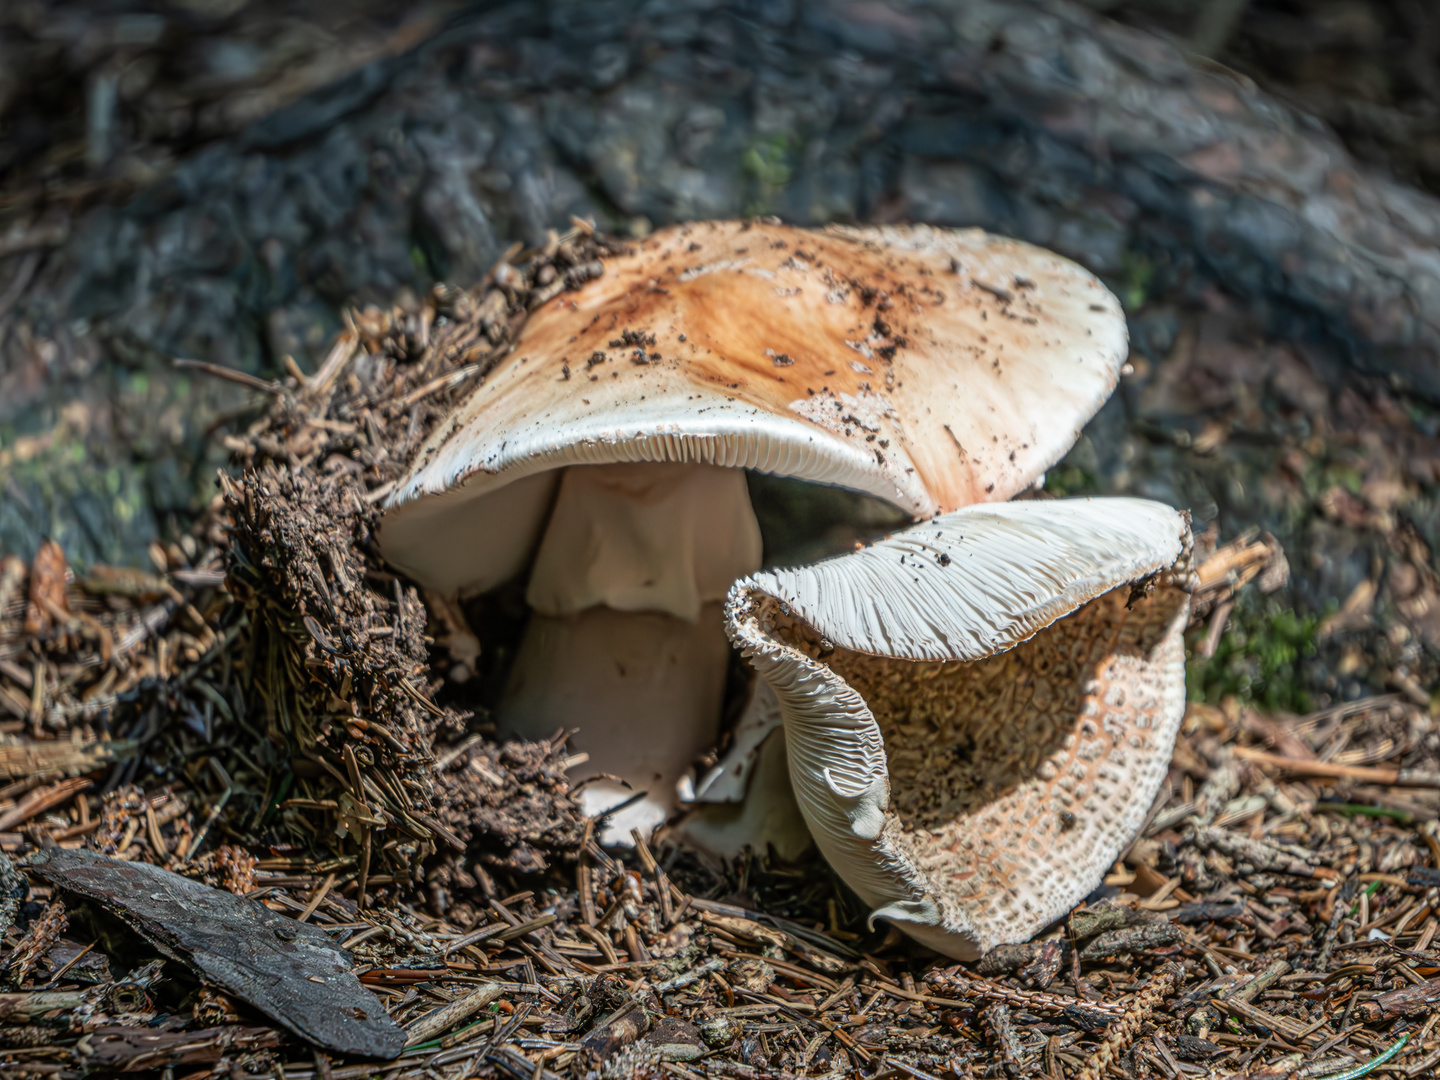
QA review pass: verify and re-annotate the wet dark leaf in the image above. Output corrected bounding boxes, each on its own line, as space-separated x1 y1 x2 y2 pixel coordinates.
29 849 404 1059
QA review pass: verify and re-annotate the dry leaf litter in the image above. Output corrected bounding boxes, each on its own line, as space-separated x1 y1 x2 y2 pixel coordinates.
0 225 1437 1079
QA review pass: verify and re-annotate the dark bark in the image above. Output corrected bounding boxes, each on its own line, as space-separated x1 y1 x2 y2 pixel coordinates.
1 0 1438 565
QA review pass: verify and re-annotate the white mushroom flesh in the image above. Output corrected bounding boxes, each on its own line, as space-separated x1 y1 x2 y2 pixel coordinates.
498 460 762 842
502 604 734 839
525 461 761 620
692 675 787 805
674 698 814 862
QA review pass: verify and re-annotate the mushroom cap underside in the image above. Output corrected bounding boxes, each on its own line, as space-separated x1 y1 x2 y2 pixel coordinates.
382 221 1128 595
725 497 1192 959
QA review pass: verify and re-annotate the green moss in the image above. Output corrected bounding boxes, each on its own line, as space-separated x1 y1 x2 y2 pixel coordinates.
1118 252 1153 313
741 133 798 215
113 492 137 525
1306 460 1363 499
743 134 795 187
1043 465 1100 497
1187 595 1326 713
1333 464 1363 496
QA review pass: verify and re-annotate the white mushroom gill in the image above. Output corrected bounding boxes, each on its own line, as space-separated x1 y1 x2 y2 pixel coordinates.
499 460 762 840
724 498 1194 959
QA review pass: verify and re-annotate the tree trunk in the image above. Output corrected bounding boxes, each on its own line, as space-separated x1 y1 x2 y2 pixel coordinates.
2 0 1438 567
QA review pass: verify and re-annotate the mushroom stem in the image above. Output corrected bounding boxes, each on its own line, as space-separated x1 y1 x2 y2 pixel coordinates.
498 603 732 840
499 460 763 842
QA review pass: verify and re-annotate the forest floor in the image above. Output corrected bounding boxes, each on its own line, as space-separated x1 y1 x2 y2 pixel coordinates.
0 224 1437 1079
1 1 1440 1077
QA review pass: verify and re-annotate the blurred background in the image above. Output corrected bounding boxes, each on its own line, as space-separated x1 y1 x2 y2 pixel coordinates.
1 0 1438 715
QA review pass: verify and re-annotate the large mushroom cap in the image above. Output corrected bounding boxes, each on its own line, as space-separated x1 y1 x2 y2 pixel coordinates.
725 497 1193 960
381 220 1127 594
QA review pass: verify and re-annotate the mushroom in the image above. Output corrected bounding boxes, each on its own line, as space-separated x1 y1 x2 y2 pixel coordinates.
381 220 1130 841
725 496 1192 959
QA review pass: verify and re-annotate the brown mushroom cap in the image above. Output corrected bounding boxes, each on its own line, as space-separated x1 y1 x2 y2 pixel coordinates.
382 220 1127 593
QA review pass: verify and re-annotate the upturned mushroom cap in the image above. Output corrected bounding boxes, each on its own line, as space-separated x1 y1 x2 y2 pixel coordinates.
381 220 1127 593
724 497 1193 960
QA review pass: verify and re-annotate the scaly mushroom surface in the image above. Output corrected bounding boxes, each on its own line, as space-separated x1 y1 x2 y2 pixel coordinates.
726 498 1192 959
382 220 1131 842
